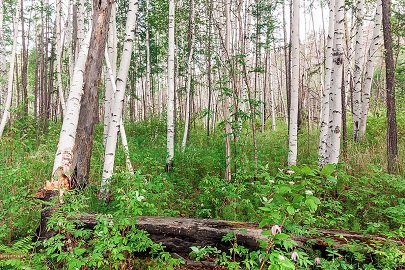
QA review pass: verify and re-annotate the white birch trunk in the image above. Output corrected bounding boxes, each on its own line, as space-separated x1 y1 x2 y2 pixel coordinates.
352 0 365 141
223 0 232 181
100 0 138 198
56 0 66 114
318 0 335 166
145 0 152 118
104 49 134 174
287 0 300 166
326 0 345 164
66 0 74 84
166 0 175 168
269 52 277 131
181 0 195 152
103 3 117 144
0 0 19 139
52 30 92 175
0 0 6 108
75 0 85 62
359 0 382 138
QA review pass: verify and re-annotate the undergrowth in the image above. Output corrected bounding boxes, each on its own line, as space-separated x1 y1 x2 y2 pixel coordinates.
0 114 404 269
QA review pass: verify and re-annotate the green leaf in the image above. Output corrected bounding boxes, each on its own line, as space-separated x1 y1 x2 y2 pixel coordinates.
305 196 321 212
321 164 335 176
278 185 292 195
258 206 273 212
301 166 314 175
287 206 295 215
290 165 301 174
274 233 289 240
293 195 304 204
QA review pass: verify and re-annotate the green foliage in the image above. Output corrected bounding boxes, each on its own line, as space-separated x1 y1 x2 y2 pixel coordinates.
1 113 405 268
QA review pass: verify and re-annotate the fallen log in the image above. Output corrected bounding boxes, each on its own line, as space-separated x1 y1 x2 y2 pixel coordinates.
71 214 404 253
35 191 403 253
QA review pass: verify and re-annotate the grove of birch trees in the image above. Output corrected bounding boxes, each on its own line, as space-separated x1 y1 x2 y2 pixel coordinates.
0 0 403 190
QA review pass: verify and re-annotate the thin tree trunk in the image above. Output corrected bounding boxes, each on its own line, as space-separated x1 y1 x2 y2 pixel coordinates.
206 0 213 136
287 0 299 166
318 0 335 166
0 0 19 139
352 0 364 141
223 0 232 181
326 0 345 164
359 0 382 138
55 0 66 115
52 30 92 176
100 0 139 199
283 0 291 126
381 0 398 173
181 0 195 152
103 3 117 145
0 0 5 109
20 0 29 117
145 0 152 118
104 49 134 175
166 0 176 171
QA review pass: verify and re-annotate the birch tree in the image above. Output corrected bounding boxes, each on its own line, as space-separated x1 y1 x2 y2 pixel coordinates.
103 3 117 144
223 0 232 181
0 0 4 107
318 0 335 166
181 0 195 152
287 0 299 166
166 0 176 171
52 31 92 176
103 49 134 174
359 0 382 138
100 0 139 199
326 0 345 164
352 0 365 141
0 0 20 139
55 0 66 115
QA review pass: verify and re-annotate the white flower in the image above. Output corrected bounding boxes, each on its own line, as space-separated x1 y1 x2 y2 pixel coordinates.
271 225 282 235
289 181 295 185
135 190 145 202
269 179 275 184
305 190 313 195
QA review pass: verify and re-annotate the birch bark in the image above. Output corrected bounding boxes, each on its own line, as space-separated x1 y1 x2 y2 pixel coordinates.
100 0 138 198
52 30 92 175
326 0 345 164
166 0 175 170
0 0 6 113
287 0 300 166
0 0 20 139
75 0 85 62
352 0 365 141
103 3 117 144
56 0 66 114
223 0 232 181
104 49 134 175
181 0 195 152
318 0 335 166
359 0 382 138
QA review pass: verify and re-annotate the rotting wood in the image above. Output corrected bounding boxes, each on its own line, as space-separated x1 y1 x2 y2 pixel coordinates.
67 214 404 252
